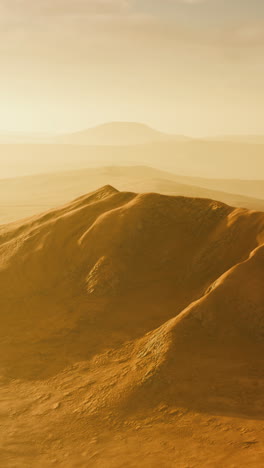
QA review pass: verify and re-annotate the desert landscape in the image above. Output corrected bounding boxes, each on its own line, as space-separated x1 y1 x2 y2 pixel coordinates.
1 122 264 225
1 183 264 467
1 0 264 466
2 162 264 225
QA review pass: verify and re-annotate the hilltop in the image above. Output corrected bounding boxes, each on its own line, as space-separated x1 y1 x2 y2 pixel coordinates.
1 165 264 225
1 187 264 466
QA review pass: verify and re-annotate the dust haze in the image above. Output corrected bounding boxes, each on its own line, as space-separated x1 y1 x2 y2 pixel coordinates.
1 1 264 467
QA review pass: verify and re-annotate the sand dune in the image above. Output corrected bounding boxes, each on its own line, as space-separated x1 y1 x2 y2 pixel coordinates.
1 187 264 466
1 165 264 225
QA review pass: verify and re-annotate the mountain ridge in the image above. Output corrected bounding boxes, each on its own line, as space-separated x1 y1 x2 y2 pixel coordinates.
1 187 264 466
1 165 264 225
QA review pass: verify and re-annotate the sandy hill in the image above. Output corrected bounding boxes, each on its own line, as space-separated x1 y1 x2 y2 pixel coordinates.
1 187 264 467
1 165 264 225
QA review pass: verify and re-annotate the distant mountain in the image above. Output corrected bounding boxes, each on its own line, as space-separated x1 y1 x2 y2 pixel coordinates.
1 124 264 147
54 122 190 146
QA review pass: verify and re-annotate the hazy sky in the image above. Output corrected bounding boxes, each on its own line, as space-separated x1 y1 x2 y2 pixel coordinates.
1 0 264 135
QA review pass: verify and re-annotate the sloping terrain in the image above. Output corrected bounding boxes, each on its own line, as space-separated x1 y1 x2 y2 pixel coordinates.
1 165 264 224
1 139 264 180
0 187 264 467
